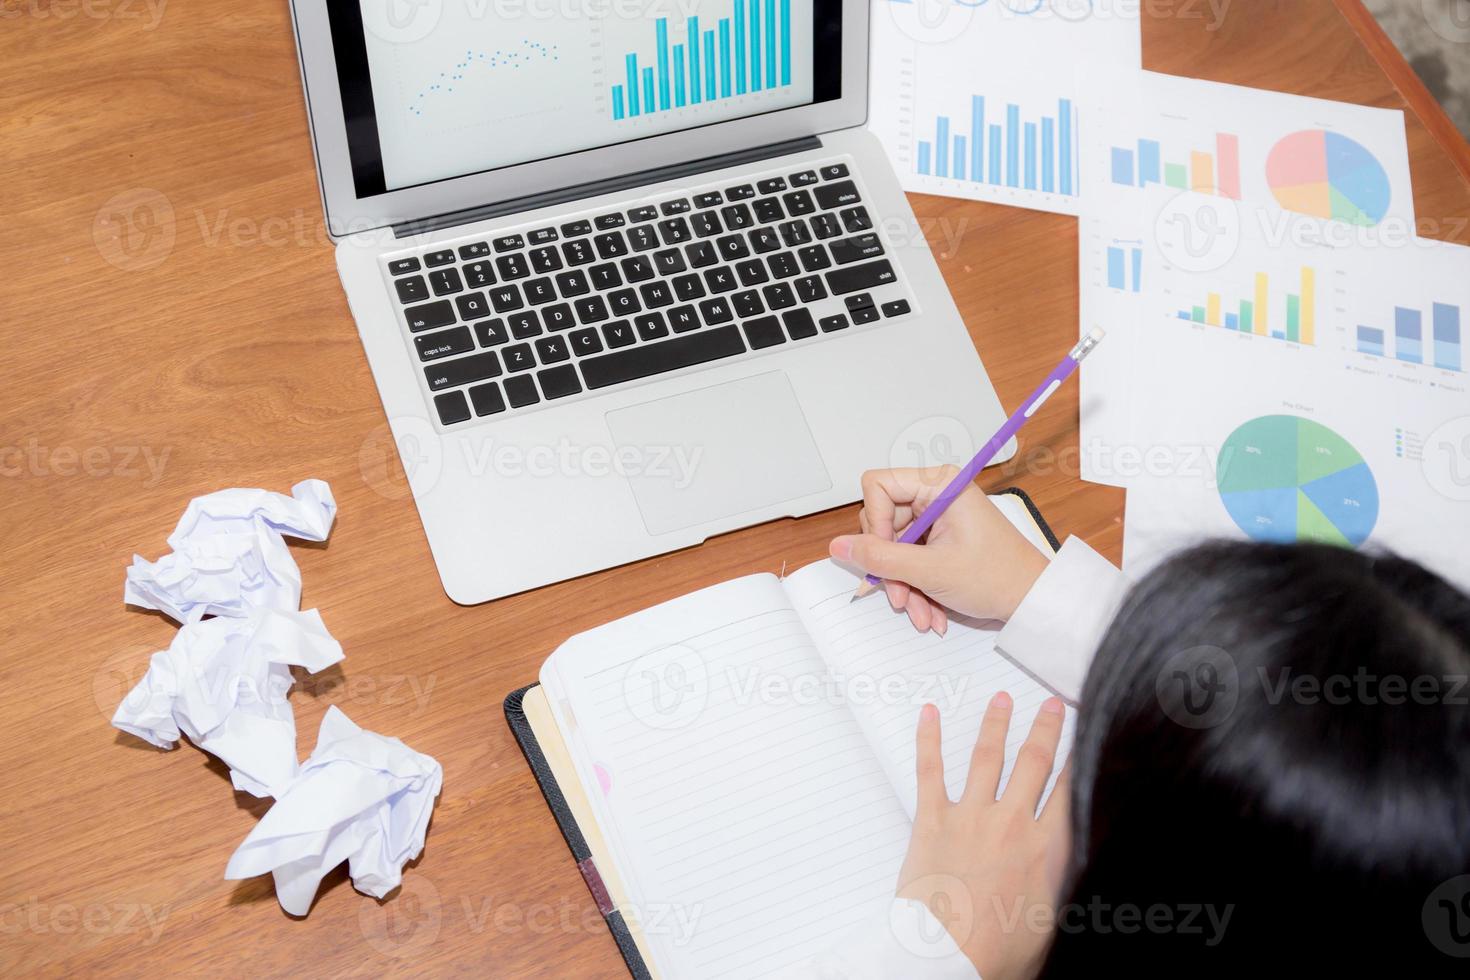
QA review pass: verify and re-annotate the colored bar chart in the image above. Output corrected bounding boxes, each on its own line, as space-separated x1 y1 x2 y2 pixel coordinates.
1355 302 1463 371
1174 266 1316 345
1111 131 1241 199
915 97 1078 196
611 3 793 121
1106 243 1143 292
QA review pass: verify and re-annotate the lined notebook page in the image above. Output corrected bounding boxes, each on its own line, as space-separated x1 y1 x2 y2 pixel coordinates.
784 504 1074 818
542 575 911 979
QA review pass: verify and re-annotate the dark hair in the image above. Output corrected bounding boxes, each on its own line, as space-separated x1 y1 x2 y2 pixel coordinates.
1038 541 1470 976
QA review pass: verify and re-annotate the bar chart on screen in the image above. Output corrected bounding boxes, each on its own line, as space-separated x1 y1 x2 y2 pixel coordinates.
608 0 801 122
868 0 1140 215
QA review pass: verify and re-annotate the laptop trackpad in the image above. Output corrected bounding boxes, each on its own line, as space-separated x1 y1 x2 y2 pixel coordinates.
606 371 833 537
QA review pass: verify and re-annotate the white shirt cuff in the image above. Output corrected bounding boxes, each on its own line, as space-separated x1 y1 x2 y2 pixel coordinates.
996 536 1128 701
797 898 980 980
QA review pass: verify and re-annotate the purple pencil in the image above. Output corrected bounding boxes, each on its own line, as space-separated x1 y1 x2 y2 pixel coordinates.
852 328 1107 601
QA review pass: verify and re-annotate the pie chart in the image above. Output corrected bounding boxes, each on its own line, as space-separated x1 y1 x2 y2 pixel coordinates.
1265 130 1390 227
1217 415 1379 547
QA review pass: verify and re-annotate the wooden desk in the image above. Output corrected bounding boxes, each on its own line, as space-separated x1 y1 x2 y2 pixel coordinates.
3 1 1466 975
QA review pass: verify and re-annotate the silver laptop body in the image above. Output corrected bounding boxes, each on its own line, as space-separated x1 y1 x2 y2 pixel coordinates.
291 0 1012 602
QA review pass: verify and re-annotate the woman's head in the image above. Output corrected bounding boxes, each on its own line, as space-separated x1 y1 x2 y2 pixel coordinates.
1043 542 1470 974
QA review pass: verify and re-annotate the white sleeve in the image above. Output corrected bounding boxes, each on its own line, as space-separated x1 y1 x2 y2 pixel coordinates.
995 536 1129 702
793 898 981 980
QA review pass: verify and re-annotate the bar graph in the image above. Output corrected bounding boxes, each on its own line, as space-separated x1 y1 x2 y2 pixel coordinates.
914 96 1078 197
611 2 793 121
1173 266 1317 345
1106 242 1143 292
1355 302 1463 371
1110 131 1241 199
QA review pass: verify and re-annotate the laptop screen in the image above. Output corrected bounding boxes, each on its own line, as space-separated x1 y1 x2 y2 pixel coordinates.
328 0 845 199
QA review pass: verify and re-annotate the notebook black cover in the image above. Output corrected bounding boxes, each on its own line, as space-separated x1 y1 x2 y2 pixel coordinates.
504 487 1056 979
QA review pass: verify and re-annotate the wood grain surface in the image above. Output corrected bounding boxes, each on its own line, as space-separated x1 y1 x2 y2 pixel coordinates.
2 0 1467 975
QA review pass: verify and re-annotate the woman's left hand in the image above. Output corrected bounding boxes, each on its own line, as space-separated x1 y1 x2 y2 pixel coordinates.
895 694 1071 980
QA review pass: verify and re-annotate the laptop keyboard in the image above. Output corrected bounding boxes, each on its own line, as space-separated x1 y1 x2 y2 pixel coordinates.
382 158 916 427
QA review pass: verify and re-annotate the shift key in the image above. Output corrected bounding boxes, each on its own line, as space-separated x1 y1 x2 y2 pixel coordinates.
825 259 896 295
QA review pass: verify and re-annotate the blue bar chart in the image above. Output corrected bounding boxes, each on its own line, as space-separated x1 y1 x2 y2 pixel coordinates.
1106 243 1143 292
914 96 1078 198
1355 303 1462 371
611 2 793 120
868 0 1138 218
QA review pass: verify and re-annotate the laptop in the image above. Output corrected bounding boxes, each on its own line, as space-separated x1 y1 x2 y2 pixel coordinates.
290 0 1012 603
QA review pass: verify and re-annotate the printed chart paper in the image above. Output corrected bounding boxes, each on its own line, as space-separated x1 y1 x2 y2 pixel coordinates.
1115 238 1470 590
868 0 1141 215
1074 70 1417 485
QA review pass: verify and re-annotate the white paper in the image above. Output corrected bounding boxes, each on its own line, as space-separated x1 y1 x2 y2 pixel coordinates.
112 608 345 797
868 0 1140 215
114 479 441 916
1111 236 1470 591
1074 69 1416 485
124 480 337 623
224 706 443 916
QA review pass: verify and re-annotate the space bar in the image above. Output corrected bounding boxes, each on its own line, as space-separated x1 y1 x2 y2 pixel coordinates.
580 326 747 390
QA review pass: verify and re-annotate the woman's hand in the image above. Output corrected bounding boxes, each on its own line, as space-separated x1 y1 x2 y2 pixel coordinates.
829 467 1050 633
896 695 1070 980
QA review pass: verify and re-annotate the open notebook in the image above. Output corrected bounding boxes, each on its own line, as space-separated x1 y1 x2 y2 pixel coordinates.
506 491 1073 979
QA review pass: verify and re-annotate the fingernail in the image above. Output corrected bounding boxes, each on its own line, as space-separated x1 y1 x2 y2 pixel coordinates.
829 536 853 561
1042 696 1065 715
991 691 1012 709
934 618 947 637
920 703 939 722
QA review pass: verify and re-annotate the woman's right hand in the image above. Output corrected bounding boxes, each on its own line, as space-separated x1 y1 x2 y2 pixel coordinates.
829 467 1050 633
